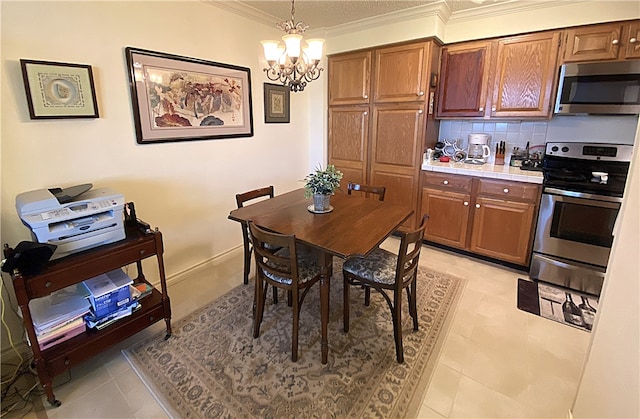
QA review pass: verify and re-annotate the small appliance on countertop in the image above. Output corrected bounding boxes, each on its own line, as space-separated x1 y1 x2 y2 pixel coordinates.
464 133 491 164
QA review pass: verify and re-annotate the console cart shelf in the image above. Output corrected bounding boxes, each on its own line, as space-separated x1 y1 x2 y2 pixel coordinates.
5 223 172 407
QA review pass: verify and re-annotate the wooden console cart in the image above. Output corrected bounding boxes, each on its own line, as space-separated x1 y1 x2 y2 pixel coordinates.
5 223 172 407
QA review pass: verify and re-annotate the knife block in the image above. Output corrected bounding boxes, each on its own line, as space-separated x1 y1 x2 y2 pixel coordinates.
494 153 505 165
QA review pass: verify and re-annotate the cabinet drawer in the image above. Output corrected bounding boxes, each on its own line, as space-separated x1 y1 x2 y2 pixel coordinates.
477 178 540 202
423 172 472 192
25 239 158 298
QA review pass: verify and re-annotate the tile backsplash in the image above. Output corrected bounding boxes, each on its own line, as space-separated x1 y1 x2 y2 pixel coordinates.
438 115 638 163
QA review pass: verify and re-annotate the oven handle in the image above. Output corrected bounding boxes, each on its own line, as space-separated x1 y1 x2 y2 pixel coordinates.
543 187 623 203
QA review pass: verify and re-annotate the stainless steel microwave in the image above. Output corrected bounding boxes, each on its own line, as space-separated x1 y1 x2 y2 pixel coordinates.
555 60 640 115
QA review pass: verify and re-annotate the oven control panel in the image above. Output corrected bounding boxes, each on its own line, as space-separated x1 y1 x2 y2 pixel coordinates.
545 142 633 162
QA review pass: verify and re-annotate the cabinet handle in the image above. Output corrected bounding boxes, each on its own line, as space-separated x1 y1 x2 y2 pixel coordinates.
363 111 368 116
479 107 484 112
503 188 509 194
64 358 70 366
463 201 469 206
612 39 619 45
631 38 638 44
45 281 52 288
140 250 146 255
492 106 497 112
443 180 449 185
363 94 368 99
418 110 423 114
418 91 425 96
475 203 480 208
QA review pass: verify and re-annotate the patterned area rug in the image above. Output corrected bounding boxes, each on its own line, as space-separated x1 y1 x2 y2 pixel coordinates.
123 263 463 418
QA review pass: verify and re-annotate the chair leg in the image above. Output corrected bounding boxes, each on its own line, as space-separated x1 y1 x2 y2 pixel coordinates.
291 292 299 362
409 280 418 331
364 286 371 306
287 290 293 307
253 278 266 338
243 242 252 285
393 290 404 363
273 286 278 304
343 273 350 333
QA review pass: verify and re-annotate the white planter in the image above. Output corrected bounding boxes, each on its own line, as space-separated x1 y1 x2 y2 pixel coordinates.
313 193 331 211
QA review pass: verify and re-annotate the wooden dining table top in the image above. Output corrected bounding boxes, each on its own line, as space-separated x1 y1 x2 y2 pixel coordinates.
228 188 414 259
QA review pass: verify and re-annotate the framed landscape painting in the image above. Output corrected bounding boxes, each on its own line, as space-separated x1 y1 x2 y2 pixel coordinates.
20 59 99 119
125 47 253 144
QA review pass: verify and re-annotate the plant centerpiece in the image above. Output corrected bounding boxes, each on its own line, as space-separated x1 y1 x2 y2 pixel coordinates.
303 164 343 212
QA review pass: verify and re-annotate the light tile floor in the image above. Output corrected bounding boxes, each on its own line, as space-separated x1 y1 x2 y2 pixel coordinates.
13 239 590 418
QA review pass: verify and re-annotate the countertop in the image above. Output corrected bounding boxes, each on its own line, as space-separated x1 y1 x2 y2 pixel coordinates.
421 160 543 184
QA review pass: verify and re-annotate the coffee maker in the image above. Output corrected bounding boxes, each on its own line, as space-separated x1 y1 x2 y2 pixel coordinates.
465 133 492 164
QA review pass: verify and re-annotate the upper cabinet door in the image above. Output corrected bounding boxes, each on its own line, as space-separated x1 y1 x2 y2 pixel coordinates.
623 21 640 59
328 51 371 106
563 22 623 62
436 41 492 118
373 42 430 103
491 32 561 118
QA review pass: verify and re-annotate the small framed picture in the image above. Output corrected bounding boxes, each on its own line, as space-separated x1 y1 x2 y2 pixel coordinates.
20 59 99 119
263 83 290 124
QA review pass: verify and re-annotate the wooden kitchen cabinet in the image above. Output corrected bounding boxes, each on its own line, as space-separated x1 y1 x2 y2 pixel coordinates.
328 39 441 230
420 172 472 247
436 40 492 118
491 32 561 118
369 103 427 225
373 42 433 103
328 50 371 106
420 172 541 266
562 20 640 62
328 106 369 185
437 31 561 119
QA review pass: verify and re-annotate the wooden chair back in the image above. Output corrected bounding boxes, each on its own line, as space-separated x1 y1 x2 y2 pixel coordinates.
346 182 386 201
249 221 299 289
236 186 275 208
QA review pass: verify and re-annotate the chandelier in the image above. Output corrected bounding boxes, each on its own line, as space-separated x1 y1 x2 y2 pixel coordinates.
260 0 325 92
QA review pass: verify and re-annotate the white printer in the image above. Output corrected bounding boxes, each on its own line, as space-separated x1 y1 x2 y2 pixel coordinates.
16 184 125 259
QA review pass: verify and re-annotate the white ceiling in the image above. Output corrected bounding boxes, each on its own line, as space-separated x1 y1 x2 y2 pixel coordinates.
213 0 513 30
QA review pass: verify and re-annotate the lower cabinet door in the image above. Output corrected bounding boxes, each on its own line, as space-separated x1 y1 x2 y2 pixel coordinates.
421 188 470 248
469 196 535 265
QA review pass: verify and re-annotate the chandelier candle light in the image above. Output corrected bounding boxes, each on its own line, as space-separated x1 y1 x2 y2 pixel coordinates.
260 0 324 92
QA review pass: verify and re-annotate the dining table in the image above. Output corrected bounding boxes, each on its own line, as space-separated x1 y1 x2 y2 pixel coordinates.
228 188 414 364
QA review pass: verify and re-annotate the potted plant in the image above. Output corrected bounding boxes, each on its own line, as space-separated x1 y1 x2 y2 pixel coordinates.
303 164 343 212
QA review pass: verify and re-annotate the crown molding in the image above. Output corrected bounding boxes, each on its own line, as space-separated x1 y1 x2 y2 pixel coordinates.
205 0 281 29
325 1 452 38
448 0 589 22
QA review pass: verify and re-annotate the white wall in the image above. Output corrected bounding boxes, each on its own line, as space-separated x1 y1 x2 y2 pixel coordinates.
572 122 640 418
0 0 313 351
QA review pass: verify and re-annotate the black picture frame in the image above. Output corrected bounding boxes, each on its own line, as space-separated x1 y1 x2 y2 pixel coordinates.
263 83 290 124
125 47 253 144
20 59 99 119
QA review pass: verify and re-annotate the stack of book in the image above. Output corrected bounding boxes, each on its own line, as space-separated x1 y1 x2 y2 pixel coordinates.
28 284 90 350
82 269 139 330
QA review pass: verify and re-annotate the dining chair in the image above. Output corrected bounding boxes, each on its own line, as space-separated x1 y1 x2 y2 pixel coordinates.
236 186 275 285
342 214 428 363
249 221 322 362
347 181 387 305
236 186 280 303
347 182 386 202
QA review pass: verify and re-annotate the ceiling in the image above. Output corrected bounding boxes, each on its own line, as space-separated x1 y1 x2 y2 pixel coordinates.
217 0 512 30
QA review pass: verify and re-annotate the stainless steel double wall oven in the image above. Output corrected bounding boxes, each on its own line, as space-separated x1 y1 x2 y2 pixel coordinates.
530 142 633 296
